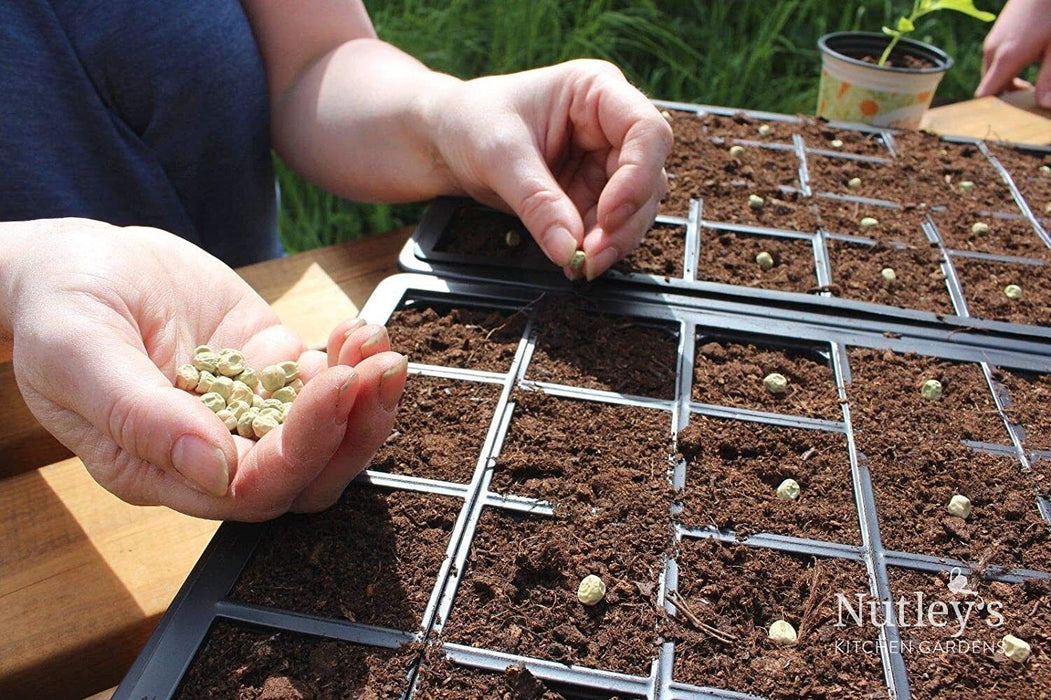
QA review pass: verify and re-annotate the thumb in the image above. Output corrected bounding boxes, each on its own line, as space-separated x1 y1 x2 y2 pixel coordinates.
486 135 583 269
50 330 236 496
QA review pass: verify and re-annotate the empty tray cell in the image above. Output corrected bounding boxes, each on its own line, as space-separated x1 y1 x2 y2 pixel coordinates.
696 229 817 294
990 144 1051 216
952 257 1050 327
890 568 1051 695
490 391 672 508
526 302 679 399
800 120 889 156
847 348 1010 452
613 222 686 279
176 620 416 698
827 238 954 314
996 367 1051 453
933 210 1050 260
370 374 501 483
868 444 1051 571
670 539 885 698
807 154 896 200
444 508 663 677
231 488 457 630
387 302 526 372
692 337 841 419
412 645 600 699
893 133 1018 213
435 205 540 261
815 197 921 240
700 187 817 233
678 417 859 544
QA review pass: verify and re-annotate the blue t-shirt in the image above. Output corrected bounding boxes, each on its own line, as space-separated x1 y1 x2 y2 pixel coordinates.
0 0 281 267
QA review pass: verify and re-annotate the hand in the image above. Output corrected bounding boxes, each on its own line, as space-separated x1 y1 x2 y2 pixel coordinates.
424 59 673 280
975 0 1051 107
2 219 407 521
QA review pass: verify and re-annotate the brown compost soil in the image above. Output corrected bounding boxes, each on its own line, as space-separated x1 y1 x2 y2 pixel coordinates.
387 304 526 372
437 205 536 260
700 186 818 232
800 119 889 156
996 367 1051 453
692 339 840 418
614 222 686 279
696 229 818 293
952 257 1051 326
890 569 1051 697
932 210 1049 260
826 238 954 314
670 539 886 698
678 417 859 544
413 648 572 699
526 302 679 399
370 374 500 483
176 621 417 699
990 144 1051 216
231 488 456 630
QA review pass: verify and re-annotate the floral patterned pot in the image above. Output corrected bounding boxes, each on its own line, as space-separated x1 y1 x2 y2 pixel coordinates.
817 32 953 129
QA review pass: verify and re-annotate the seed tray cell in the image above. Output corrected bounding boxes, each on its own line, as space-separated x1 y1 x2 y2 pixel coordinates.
119 275 1051 700
695 227 819 294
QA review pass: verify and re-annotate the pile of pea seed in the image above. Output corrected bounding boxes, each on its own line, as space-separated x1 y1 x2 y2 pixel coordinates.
174 346 301 440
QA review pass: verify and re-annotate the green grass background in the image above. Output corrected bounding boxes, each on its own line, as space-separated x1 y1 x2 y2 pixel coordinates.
277 0 1017 253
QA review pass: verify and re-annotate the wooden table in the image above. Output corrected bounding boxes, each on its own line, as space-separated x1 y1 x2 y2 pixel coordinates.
2 92 1050 700
0 227 412 699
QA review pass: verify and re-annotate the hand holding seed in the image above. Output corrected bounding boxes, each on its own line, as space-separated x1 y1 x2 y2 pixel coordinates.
0 220 408 521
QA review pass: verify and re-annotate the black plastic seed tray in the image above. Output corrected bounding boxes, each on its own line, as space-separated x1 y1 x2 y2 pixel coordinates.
118 273 1051 700
400 100 1051 341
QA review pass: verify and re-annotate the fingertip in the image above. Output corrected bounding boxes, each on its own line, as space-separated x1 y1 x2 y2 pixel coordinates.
542 226 579 268
338 324 391 366
327 317 366 366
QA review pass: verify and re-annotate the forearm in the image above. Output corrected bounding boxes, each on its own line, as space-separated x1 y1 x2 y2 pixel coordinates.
270 38 465 203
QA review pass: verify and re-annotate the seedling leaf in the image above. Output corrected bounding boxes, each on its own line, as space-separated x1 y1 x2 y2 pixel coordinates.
927 0 996 21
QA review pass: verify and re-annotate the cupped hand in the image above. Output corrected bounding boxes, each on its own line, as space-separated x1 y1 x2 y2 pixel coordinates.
5 219 406 520
975 0 1051 106
426 59 673 280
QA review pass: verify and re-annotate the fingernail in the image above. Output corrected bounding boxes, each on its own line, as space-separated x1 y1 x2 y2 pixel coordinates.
171 435 229 497
379 356 408 412
360 327 387 354
336 369 359 418
542 227 578 267
586 246 621 281
606 203 635 231
344 318 367 338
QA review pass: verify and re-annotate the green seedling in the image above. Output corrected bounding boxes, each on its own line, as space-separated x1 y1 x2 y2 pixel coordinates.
879 1 995 67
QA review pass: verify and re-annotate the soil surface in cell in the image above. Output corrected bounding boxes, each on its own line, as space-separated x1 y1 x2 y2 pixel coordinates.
232 488 455 630
527 301 678 399
996 367 1051 453
800 120 889 156
953 257 1050 327
892 133 1019 213
700 187 818 232
387 304 525 372
437 205 538 260
663 112 800 217
490 391 672 508
370 374 500 483
814 196 923 240
990 144 1051 217
413 646 571 699
847 348 1008 451
445 508 665 677
933 210 1049 260
891 569 1051 696
613 222 686 279
868 444 1051 572
670 540 885 698
696 229 817 293
678 417 859 543
692 339 841 418
176 621 417 699
827 238 953 314
807 155 896 201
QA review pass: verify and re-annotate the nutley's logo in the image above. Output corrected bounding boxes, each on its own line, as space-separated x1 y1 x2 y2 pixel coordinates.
832 569 1004 655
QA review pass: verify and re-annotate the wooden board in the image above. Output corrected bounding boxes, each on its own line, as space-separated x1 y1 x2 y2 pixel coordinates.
0 227 410 698
0 227 413 478
923 91 1051 145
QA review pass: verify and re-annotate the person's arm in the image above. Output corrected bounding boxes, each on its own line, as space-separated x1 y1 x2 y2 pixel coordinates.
241 0 672 280
0 218 407 520
975 0 1051 107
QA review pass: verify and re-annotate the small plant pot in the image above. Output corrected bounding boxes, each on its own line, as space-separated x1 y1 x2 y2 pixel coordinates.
817 31 953 129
